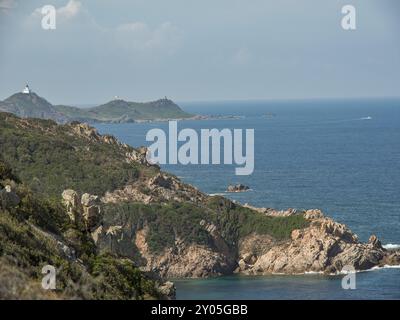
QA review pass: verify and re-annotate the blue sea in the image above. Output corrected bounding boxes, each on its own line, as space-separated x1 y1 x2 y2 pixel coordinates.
95 98 400 300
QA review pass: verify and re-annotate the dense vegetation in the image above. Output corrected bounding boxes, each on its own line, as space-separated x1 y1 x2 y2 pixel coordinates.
102 197 309 254
102 202 212 253
0 111 311 299
55 98 193 122
0 158 163 299
0 112 155 197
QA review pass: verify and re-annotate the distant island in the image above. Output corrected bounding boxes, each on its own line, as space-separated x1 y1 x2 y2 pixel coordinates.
0 85 194 123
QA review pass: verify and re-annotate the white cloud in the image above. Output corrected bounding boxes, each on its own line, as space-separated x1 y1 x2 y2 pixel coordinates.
0 0 14 9
30 0 83 25
231 47 252 65
57 0 82 20
0 0 16 13
22 1 183 61
115 21 183 55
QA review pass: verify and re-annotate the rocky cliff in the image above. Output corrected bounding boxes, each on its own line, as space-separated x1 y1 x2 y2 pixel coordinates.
62 186 400 278
239 209 400 275
1 111 399 287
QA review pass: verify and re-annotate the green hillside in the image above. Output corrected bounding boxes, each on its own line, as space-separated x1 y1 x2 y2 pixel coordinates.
0 112 308 265
0 156 169 300
0 91 193 123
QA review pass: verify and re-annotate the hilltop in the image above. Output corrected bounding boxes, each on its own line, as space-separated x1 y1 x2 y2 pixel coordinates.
0 92 69 123
0 91 193 123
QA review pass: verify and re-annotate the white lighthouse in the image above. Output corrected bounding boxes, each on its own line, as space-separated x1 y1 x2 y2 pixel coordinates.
22 84 31 94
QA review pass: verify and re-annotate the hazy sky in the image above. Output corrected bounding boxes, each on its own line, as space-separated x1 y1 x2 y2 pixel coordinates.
0 0 399 104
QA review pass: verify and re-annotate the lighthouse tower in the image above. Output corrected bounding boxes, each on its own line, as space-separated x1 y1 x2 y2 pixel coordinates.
22 84 31 94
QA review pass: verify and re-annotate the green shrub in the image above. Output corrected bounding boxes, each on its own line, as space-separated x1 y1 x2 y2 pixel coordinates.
90 254 159 299
0 118 144 197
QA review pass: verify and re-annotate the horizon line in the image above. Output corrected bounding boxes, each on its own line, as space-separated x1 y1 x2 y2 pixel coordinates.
1 89 400 107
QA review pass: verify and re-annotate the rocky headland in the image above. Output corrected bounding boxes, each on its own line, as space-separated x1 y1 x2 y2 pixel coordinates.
0 111 399 300
62 187 400 278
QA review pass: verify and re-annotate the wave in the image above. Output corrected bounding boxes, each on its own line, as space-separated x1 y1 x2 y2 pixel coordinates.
301 264 400 276
366 265 400 271
320 116 373 124
304 271 324 275
383 244 400 250
359 116 372 120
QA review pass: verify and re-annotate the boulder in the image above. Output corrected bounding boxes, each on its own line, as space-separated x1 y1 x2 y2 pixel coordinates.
148 173 174 189
379 251 400 266
304 209 324 220
227 184 250 192
125 146 153 166
62 190 102 231
368 234 382 249
81 193 102 231
238 259 247 271
242 253 256 265
81 193 99 207
62 189 80 222
157 281 176 300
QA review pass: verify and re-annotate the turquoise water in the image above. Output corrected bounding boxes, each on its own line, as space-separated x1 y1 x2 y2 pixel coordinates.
173 270 400 300
95 98 400 299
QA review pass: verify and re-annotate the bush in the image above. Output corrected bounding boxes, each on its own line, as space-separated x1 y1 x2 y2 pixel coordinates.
0 159 19 183
90 254 159 299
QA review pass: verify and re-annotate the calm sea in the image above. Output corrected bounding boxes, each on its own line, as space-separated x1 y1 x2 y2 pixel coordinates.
95 98 400 299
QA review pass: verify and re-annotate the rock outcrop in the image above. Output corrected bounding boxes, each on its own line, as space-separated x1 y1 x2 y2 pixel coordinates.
81 193 102 231
62 185 399 278
62 189 103 231
102 172 206 205
97 223 237 278
239 210 399 275
227 184 250 192
243 203 298 217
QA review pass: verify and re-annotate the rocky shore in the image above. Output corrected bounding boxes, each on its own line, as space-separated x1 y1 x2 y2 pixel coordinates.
62 186 400 278
57 121 400 279
238 209 400 275
1 113 398 293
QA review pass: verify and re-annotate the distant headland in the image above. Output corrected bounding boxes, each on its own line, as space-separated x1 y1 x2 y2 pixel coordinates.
0 84 194 124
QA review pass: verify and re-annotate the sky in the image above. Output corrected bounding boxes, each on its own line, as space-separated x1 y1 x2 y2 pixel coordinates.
0 0 399 104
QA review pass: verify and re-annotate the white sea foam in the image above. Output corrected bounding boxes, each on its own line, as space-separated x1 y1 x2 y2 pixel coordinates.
304 271 324 275
383 243 400 250
301 264 400 276
366 265 400 271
